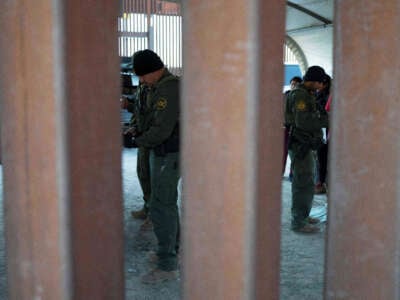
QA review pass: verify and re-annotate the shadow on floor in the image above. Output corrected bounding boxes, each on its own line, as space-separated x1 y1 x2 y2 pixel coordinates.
0 151 327 300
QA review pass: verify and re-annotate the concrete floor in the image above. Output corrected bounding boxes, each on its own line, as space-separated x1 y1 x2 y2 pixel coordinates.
0 150 327 299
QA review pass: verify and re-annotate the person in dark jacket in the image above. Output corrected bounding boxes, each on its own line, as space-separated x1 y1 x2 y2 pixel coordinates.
314 74 331 194
283 76 303 179
121 84 153 229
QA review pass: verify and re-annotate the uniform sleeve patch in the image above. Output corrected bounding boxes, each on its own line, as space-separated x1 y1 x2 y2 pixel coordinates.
155 98 168 110
296 100 307 111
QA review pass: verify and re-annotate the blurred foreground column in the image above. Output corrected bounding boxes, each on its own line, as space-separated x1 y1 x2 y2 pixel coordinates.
182 1 285 299
325 1 400 299
0 1 123 299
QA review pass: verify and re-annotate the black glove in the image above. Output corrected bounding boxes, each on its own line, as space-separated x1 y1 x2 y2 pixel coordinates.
122 131 138 148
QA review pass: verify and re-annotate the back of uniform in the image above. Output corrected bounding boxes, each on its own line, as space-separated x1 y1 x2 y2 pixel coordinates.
286 82 328 232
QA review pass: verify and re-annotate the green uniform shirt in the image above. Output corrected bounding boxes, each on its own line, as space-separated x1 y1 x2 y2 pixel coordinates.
285 83 328 142
135 69 180 148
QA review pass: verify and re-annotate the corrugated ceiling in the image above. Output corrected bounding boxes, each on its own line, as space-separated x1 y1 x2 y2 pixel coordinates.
164 0 334 75
286 0 334 75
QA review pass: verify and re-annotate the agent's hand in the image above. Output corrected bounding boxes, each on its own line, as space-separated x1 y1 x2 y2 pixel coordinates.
124 127 137 136
122 131 138 148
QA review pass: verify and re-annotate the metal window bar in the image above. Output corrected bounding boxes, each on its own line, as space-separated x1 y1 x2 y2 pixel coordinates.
120 0 295 75
284 42 298 64
118 0 183 75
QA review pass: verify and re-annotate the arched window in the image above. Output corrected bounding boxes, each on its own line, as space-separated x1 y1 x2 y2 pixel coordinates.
284 35 308 74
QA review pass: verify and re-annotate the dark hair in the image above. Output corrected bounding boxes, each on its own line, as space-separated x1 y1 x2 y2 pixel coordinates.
290 76 302 84
303 66 326 82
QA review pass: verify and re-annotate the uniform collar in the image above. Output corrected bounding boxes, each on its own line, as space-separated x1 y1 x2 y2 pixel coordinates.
153 68 171 88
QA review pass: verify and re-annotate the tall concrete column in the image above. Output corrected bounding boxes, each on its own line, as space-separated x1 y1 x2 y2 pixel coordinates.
325 1 400 299
0 1 123 299
182 1 285 299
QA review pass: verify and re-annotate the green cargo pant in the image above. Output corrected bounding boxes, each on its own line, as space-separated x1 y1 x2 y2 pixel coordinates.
289 144 315 230
148 150 180 271
137 147 151 212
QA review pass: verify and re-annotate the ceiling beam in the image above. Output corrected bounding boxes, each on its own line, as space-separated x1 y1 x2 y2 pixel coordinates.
286 23 333 34
287 1 332 25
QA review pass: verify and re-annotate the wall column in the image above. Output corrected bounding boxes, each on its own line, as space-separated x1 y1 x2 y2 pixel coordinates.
182 1 285 299
0 1 124 299
325 1 400 299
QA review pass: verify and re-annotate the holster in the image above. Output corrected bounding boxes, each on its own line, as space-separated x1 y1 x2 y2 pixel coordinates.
154 143 166 156
153 124 180 157
289 127 322 158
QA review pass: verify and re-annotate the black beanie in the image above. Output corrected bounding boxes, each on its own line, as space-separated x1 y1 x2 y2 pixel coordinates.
303 66 326 82
132 49 164 76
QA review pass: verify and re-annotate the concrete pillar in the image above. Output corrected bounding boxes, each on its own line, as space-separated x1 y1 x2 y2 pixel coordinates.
182 1 285 299
0 1 123 299
325 1 400 299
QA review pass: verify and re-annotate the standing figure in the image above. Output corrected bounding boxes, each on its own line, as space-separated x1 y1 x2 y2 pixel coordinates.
285 66 329 233
314 74 331 194
122 84 153 228
129 49 181 283
283 76 303 178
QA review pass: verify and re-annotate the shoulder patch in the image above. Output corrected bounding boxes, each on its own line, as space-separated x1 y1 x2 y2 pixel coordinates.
155 98 168 110
296 100 307 111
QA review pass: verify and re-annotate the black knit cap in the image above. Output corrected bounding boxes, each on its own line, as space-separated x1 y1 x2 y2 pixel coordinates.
132 49 164 76
303 66 326 82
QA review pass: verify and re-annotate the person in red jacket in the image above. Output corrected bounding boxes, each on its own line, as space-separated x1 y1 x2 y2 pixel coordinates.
325 93 332 112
